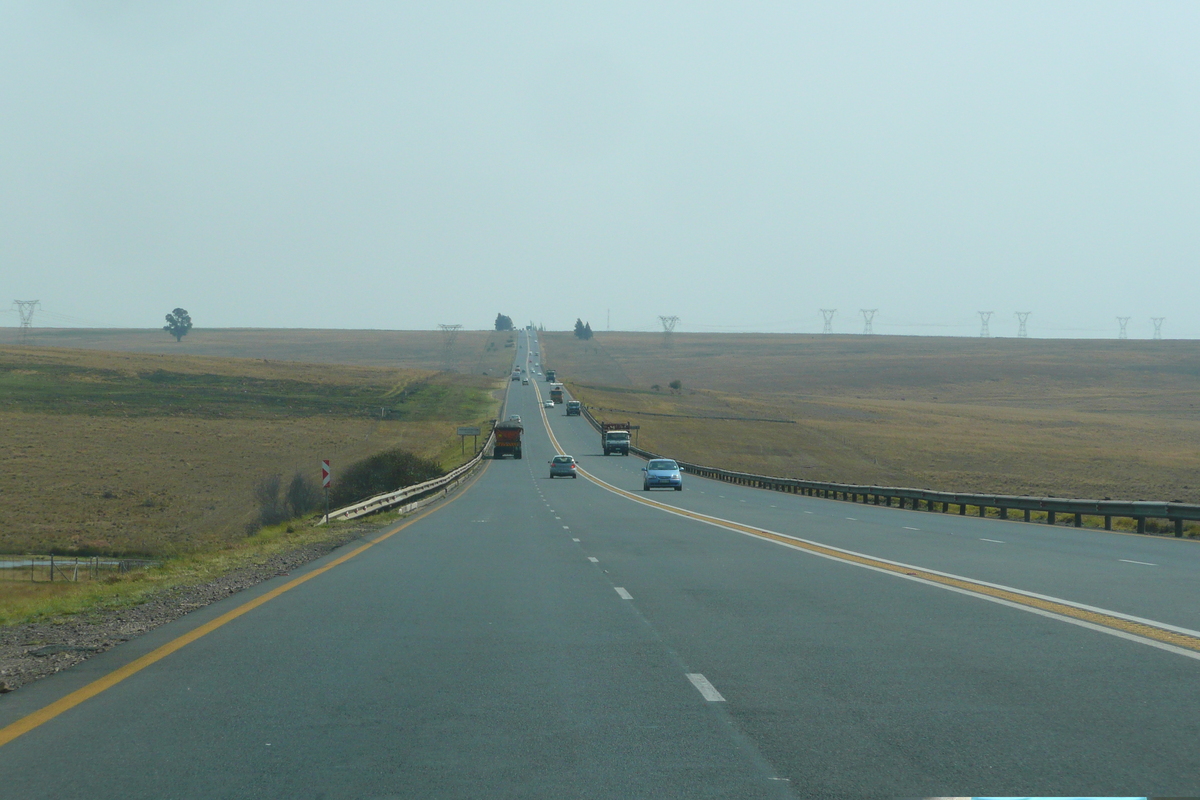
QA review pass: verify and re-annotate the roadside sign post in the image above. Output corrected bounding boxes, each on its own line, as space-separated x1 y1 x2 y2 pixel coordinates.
457 426 481 454
321 460 331 522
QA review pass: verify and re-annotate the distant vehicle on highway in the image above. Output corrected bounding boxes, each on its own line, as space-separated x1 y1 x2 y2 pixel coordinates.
493 420 523 460
549 384 564 404
511 373 521 381
642 459 683 491
543 400 554 408
600 422 631 456
549 455 577 478
521 378 529 385
545 369 556 382
566 400 581 416
508 414 521 423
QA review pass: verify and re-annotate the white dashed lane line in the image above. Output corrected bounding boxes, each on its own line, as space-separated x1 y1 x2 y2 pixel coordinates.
980 538 1006 544
1120 559 1157 566
903 526 920 531
571 538 580 542
845 517 857 521
614 587 633 600
588 557 599 563
686 673 726 702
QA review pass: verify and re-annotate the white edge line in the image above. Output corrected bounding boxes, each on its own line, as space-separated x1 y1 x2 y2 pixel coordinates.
573 469 1200 645
615 587 633 600
1119 559 1157 566
686 673 726 702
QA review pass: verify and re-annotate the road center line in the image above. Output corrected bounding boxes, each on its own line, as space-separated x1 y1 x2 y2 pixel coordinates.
615 587 633 600
1119 559 1157 566
686 673 726 702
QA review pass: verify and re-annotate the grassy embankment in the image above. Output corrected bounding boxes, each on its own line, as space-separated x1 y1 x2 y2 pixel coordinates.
0 331 514 624
543 332 1200 535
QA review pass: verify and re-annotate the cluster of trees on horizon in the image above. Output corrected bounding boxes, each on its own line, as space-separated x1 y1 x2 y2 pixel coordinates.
573 319 593 340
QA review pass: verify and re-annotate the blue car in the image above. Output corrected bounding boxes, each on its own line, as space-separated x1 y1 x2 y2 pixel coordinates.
642 459 683 491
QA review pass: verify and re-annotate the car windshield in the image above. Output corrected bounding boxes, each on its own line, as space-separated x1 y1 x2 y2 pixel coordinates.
553 456 573 463
648 460 678 470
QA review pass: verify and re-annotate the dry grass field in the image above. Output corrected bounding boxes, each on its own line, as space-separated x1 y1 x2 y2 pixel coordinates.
0 327 515 375
1 340 510 557
542 332 1200 505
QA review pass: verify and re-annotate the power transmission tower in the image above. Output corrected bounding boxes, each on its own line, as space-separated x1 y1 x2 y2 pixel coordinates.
1117 317 1130 339
1151 317 1165 340
1015 312 1031 339
13 300 39 346
658 315 679 349
820 309 836 334
860 309 877 335
978 311 993 338
437 323 462 371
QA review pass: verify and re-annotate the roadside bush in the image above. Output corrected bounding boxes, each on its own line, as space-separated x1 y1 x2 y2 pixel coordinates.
329 448 442 507
252 471 321 532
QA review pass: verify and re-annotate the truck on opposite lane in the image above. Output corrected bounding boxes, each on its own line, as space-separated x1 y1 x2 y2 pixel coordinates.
549 384 564 404
600 422 632 456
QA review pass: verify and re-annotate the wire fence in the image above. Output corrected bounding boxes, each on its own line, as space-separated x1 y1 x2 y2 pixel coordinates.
0 555 159 583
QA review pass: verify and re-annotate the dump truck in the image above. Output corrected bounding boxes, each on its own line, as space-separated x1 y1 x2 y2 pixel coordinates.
600 422 631 456
549 384 564 404
545 369 557 382
493 420 523 459
566 400 581 416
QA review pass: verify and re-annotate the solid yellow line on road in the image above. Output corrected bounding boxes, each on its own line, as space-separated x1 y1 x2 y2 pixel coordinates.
0 461 489 750
539 392 1200 659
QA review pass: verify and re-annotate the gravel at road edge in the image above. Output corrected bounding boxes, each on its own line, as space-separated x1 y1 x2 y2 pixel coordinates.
0 523 378 695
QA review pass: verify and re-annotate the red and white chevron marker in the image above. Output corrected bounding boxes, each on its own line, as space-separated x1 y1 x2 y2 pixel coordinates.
321 460 331 488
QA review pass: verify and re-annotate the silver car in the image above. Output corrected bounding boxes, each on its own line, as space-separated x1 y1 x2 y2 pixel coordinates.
549 455 578 479
642 459 683 491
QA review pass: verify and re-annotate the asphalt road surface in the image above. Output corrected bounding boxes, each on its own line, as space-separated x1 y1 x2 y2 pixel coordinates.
1 331 1198 798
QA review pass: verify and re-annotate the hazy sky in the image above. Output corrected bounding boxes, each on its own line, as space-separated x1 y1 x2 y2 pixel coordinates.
2 2 1197 338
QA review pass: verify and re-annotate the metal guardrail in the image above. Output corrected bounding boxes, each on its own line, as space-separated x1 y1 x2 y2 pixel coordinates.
321 376 514 523
574 397 1200 538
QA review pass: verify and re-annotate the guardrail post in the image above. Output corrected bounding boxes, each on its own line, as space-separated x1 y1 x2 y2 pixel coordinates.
1073 513 1082 528
1136 517 1146 534
1175 519 1183 538
958 503 966 515
999 507 1008 520
978 505 986 518
1104 515 1112 530
1024 509 1031 523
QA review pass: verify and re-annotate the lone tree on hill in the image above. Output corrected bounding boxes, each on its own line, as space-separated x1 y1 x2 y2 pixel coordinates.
163 308 193 342
573 318 593 340
494 313 514 331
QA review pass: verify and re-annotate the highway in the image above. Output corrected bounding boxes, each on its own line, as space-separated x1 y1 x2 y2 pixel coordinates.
1 329 1198 797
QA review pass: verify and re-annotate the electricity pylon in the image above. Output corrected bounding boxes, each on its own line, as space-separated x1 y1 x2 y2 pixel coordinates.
658 315 679 349
13 300 39 346
820 309 836 334
1151 317 1165 340
1117 317 1130 339
860 309 877 335
978 311 993 338
1015 312 1031 339
437 323 462 371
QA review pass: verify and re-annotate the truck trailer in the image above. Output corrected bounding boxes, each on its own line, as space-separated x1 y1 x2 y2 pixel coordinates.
549 384 564 404
545 369 557 382
600 422 632 456
493 421 523 459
